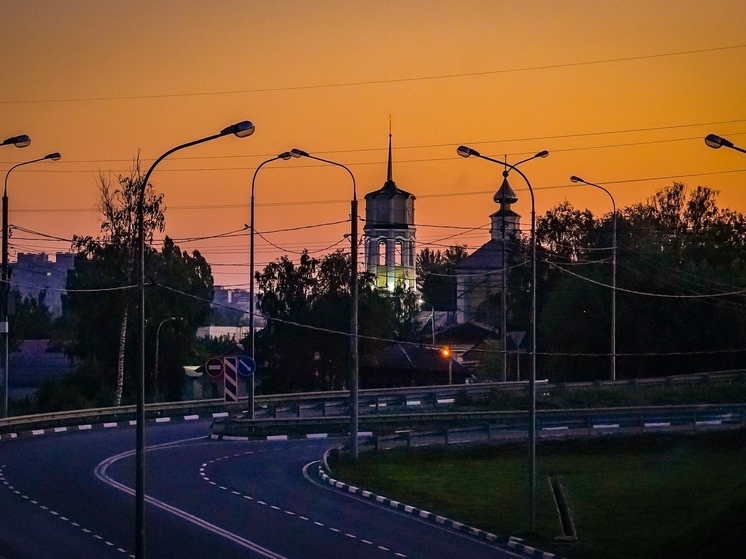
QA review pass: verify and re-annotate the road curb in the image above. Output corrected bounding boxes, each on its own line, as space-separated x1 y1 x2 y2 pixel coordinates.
210 431 374 442
316 448 567 559
316 449 501 542
0 412 227 442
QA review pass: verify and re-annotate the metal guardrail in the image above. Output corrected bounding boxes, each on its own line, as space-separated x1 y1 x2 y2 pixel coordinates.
215 403 746 436
2 369 744 434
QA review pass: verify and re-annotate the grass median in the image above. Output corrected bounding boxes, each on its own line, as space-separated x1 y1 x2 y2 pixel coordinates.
334 429 746 559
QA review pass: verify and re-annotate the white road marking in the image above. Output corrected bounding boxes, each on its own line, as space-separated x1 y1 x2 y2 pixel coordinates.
95 440 289 559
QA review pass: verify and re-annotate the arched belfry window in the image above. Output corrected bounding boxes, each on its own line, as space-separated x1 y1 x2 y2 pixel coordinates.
377 240 386 266
395 240 403 267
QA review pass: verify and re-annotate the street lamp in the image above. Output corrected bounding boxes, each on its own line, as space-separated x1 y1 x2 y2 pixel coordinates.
136 120 254 559
154 316 178 401
289 148 359 459
457 145 547 531
440 346 453 384
2 151 61 418
2 135 31 149
704 134 746 154
569 176 617 382
249 151 292 419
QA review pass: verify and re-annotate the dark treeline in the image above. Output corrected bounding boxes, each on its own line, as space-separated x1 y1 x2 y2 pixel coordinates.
530 182 746 381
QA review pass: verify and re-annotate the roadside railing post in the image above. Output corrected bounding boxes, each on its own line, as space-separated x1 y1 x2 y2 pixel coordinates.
444 426 450 445
296 402 301 418
321 400 326 417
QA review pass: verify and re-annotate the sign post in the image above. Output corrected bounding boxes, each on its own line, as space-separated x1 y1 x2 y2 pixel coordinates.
238 356 256 419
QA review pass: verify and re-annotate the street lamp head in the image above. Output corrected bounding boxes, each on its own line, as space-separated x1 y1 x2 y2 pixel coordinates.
220 121 255 138
290 148 309 158
535 150 549 159
570 175 584 183
278 151 292 160
2 135 31 148
457 145 479 158
704 134 732 149
45 152 62 161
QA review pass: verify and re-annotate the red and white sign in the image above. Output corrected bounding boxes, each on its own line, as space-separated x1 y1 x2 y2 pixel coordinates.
205 357 224 378
223 357 238 403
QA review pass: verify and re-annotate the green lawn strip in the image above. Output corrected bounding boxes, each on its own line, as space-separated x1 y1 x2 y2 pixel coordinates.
455 382 746 411
334 431 746 559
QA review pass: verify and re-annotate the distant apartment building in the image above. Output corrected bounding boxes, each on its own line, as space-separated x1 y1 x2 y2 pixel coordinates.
10 252 75 316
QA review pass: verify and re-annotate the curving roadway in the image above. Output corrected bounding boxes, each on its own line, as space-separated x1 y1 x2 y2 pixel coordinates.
0 421 518 559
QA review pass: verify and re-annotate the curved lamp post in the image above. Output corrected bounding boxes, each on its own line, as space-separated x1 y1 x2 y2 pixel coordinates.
154 316 179 401
290 148 359 459
2 135 31 149
2 151 61 418
249 151 291 419
704 134 746 154
456 145 547 531
136 120 254 559
570 176 617 382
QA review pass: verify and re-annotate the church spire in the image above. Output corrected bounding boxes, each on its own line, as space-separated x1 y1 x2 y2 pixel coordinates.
387 114 393 182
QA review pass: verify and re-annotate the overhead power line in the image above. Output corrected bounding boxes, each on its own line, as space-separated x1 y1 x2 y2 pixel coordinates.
2 44 744 105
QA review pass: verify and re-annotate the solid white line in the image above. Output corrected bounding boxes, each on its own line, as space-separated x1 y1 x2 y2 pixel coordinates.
95 438 288 559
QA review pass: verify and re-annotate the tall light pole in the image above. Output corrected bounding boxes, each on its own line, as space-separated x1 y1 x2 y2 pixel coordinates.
457 145 548 531
249 151 291 419
2 151 60 418
705 134 746 154
136 121 254 559
154 316 178 402
570 176 617 381
290 148 359 458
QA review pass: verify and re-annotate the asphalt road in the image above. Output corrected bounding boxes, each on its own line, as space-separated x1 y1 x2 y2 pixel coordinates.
0 421 517 559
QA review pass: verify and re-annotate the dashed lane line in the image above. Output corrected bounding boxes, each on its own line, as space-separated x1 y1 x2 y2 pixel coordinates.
0 465 132 556
95 439 288 559
200 448 409 557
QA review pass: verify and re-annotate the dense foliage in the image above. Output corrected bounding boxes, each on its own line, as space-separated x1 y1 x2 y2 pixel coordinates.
255 249 418 393
534 183 746 380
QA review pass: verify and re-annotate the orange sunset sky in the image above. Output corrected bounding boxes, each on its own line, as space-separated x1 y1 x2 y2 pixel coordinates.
1 0 745 287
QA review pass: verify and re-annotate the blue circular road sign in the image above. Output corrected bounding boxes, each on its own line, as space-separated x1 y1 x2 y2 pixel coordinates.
237 356 257 377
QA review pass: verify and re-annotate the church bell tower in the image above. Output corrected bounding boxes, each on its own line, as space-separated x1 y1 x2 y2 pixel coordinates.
363 130 417 291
